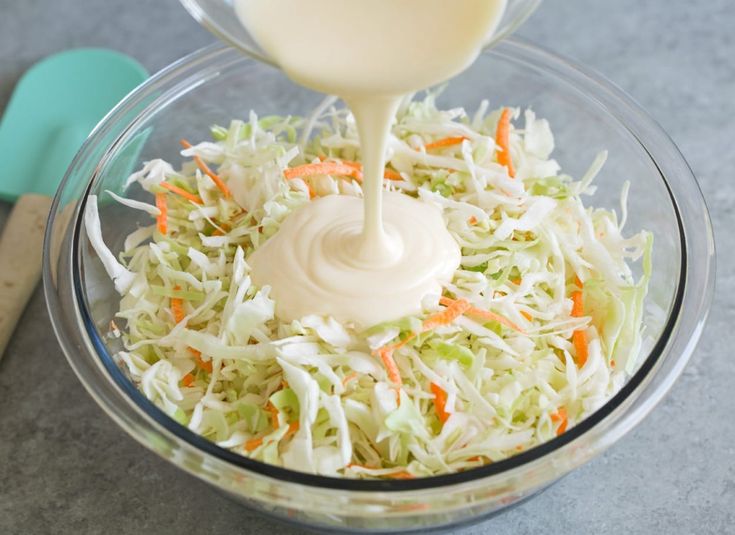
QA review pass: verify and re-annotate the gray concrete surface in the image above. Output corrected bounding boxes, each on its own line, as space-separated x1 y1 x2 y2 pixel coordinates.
0 0 733 533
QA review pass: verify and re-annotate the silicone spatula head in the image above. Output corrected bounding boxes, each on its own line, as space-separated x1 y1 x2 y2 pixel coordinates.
0 48 148 202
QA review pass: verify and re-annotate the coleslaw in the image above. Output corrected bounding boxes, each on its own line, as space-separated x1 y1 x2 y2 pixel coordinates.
85 94 652 478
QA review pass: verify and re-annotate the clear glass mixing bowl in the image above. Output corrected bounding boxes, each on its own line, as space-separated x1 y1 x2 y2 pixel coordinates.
44 40 714 533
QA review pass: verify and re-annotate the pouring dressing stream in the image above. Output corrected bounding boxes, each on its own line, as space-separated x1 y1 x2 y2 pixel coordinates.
236 0 508 327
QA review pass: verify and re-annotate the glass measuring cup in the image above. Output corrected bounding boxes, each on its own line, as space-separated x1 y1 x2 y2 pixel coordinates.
179 0 542 69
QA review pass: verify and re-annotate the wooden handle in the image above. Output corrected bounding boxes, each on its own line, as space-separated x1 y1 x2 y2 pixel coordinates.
0 194 53 359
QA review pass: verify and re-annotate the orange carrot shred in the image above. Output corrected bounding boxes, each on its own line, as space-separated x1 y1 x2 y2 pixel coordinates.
320 159 403 181
389 471 415 480
285 421 299 438
430 382 450 423
180 139 231 198
438 296 524 333
170 285 186 324
468 216 478 225
521 310 533 322
284 161 362 181
551 407 568 435
155 193 167 235
424 136 467 150
571 290 584 317
160 181 203 204
572 330 589 367
495 108 515 178
570 288 589 367
180 373 194 387
610 359 616 368
347 462 378 470
244 437 264 452
246 421 298 453
423 298 472 331
266 402 280 429
190 349 213 373
377 345 404 387
574 275 583 288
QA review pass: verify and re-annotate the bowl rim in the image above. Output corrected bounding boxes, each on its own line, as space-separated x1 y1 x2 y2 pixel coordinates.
46 38 714 493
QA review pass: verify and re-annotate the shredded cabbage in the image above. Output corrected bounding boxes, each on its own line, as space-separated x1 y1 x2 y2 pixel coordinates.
85 94 652 478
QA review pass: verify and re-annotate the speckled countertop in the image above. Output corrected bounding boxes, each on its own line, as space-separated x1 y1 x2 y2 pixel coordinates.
0 1 733 533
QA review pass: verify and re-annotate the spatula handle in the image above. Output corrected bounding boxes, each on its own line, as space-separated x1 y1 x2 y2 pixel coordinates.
0 194 53 359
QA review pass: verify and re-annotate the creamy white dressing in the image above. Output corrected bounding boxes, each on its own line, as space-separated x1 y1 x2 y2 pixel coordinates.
236 0 507 327
249 192 461 326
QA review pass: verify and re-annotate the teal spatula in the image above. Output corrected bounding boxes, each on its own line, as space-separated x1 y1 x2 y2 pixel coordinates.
0 48 147 358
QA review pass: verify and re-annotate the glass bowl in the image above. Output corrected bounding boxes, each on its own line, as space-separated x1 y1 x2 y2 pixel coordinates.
44 39 714 533
178 0 542 69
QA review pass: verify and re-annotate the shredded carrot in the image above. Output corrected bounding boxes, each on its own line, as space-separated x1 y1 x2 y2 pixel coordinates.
610 359 616 369
572 330 589 367
339 160 403 182
570 289 589 366
244 436 263 452
521 310 533 322
155 193 167 235
438 296 524 333
180 373 194 387
423 298 472 331
430 382 449 423
388 471 415 480
266 402 280 429
551 407 568 435
189 348 213 373
170 285 186 324
571 290 585 317
285 421 299 438
246 422 298 453
468 216 478 225
377 345 404 387
160 181 203 204
574 274 583 288
468 456 482 462
511 277 522 285
340 160 362 175
180 139 231 198
283 161 362 181
494 108 515 177
424 136 467 150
